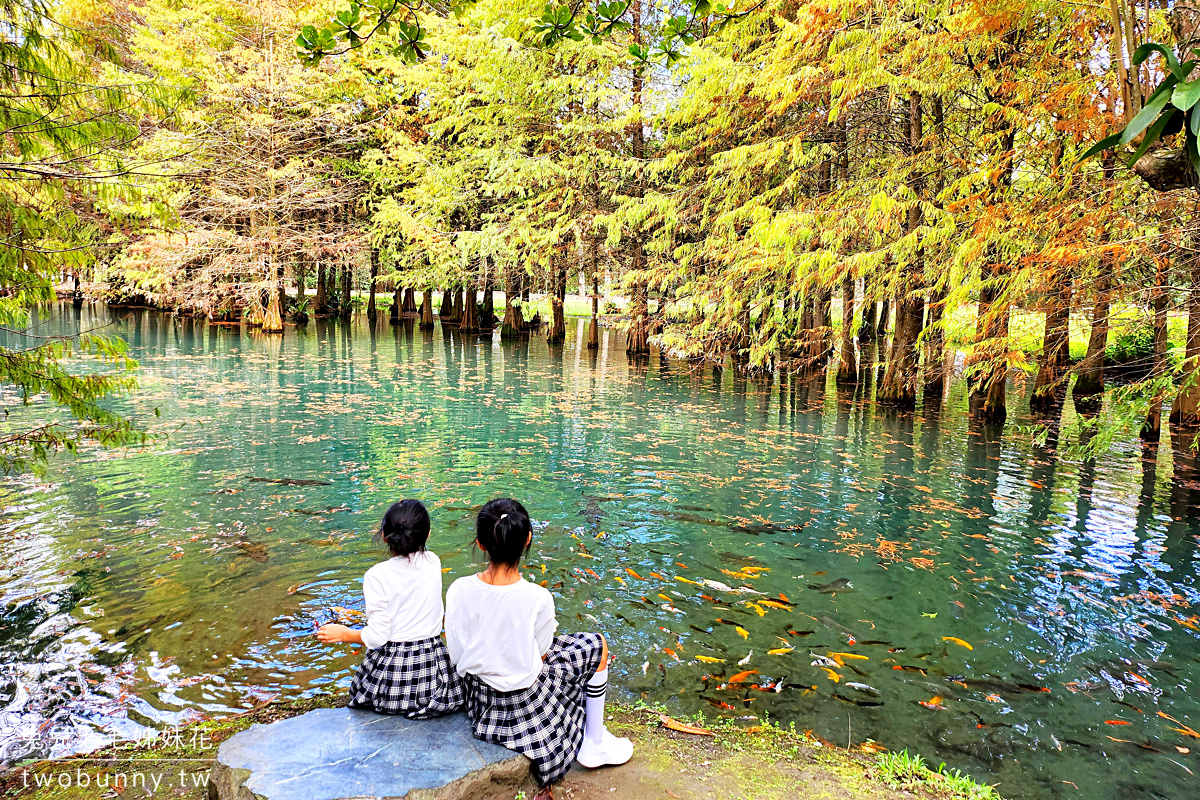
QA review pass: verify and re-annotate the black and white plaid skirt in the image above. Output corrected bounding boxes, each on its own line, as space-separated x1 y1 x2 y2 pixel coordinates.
348 636 465 718
462 632 604 787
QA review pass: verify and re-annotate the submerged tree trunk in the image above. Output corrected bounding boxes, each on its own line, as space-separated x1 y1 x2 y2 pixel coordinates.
481 269 495 331
460 279 479 333
339 263 352 319
262 274 284 334
1029 278 1072 412
879 93 925 408
860 293 877 341
453 288 465 325
923 288 947 398
968 279 1009 423
627 282 650 355
548 262 566 344
1144 256 1170 440
837 275 858 384
315 263 328 316
419 289 434 329
366 248 379 322
878 291 923 406
403 287 417 314
587 272 600 350
1074 271 1111 407
439 288 454 321
502 271 525 338
625 0 650 357
390 282 402 323
876 298 890 338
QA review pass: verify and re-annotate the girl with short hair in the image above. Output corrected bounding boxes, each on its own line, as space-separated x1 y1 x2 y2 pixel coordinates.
317 499 463 718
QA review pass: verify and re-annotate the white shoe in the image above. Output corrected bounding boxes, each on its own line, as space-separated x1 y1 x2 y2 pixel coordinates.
576 728 633 768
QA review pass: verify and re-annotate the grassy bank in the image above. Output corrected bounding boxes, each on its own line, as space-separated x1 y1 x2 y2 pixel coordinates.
0 696 999 800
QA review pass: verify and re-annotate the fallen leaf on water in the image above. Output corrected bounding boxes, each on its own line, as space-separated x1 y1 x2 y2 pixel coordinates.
659 715 714 736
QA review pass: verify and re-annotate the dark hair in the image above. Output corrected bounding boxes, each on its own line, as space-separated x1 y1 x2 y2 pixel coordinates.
475 498 532 568
378 500 431 557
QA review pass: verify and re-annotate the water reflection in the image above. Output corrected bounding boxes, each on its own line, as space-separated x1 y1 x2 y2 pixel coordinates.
0 306 1196 798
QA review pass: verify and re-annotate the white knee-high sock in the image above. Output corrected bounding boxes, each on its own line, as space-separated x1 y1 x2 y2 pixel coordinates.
585 667 608 743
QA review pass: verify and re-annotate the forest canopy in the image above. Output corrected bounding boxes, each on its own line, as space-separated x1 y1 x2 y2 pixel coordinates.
5 0 1200 467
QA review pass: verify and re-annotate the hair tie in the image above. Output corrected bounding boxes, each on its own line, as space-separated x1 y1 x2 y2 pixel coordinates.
499 513 509 520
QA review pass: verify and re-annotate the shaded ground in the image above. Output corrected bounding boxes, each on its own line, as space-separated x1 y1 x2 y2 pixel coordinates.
0 695 993 800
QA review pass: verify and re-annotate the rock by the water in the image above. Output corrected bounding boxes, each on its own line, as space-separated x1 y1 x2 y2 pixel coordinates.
210 708 529 800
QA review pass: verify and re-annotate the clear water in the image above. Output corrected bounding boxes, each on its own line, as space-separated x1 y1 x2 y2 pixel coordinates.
0 304 1198 799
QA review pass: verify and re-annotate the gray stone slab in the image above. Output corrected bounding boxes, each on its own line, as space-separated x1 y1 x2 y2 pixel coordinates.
210 708 530 800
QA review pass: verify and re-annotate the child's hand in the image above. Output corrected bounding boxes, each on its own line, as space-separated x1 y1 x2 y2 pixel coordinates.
316 623 351 644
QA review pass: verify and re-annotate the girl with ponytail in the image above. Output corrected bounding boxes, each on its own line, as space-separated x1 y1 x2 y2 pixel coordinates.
317 499 463 718
445 498 632 799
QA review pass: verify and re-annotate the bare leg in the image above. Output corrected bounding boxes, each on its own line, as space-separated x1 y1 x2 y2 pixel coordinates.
598 633 608 671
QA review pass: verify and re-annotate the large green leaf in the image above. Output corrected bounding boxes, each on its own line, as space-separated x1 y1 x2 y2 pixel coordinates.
1078 131 1122 163
1173 79 1200 111
1127 109 1178 166
1119 89 1173 146
1133 42 1184 78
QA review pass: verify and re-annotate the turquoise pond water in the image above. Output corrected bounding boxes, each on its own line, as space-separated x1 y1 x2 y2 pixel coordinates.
0 304 1198 799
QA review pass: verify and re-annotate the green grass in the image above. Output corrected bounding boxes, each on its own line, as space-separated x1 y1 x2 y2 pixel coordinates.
876 749 1000 800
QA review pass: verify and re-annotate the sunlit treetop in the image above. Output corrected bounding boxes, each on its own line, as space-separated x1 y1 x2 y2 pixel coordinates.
295 0 758 69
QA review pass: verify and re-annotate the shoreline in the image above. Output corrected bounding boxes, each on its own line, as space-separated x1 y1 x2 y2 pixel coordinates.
0 694 1000 800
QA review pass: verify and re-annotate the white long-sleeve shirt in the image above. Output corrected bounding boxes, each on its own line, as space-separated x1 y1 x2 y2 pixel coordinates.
358 552 445 650
444 575 557 691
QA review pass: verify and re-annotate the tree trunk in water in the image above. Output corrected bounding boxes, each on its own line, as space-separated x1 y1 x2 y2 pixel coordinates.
587 272 600 350
1171 258 1200 427
481 271 495 331
439 288 453 321
627 282 650 355
876 299 890 338
923 288 947 398
296 257 306 304
366 248 379 322
837 275 858 384
315 263 328 316
860 296 877 341
1029 278 1072 412
878 292 924 406
967 280 1009 424
460 280 479 333
390 283 402 323
878 92 925 408
968 107 1016 425
453 288 465 325
419 290 434 329
403 287 417 314
1144 256 1170 439
339 263 351 319
548 263 566 344
625 0 649 357
502 272 524 338
262 277 284 334
811 288 832 371
1073 272 1111 407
